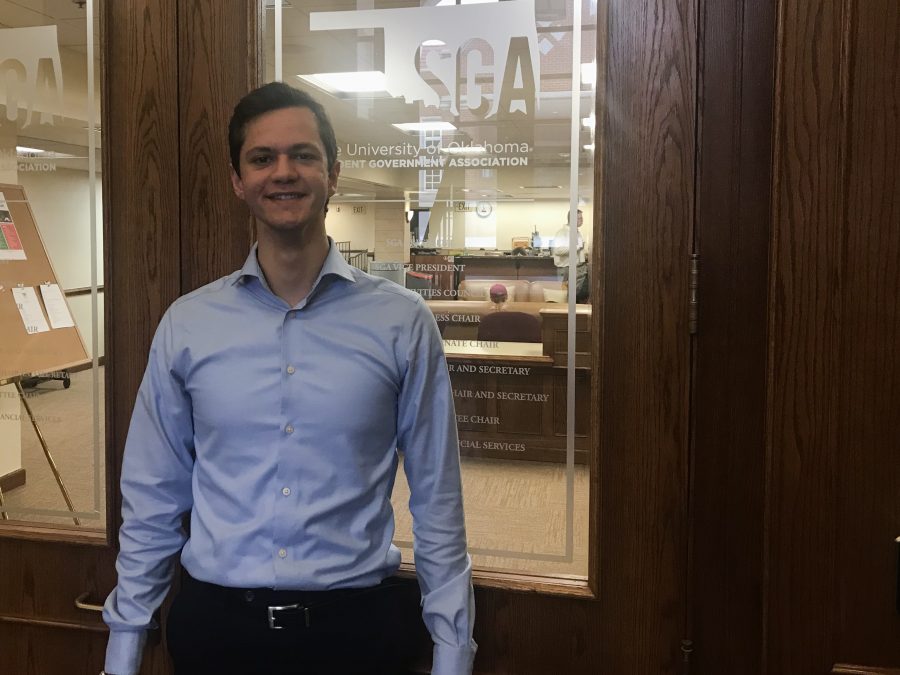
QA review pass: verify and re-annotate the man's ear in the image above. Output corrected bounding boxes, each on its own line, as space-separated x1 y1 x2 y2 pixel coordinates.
230 167 245 200
328 161 341 196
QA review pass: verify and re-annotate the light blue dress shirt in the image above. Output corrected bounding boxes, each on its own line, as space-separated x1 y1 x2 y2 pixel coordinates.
103 241 476 675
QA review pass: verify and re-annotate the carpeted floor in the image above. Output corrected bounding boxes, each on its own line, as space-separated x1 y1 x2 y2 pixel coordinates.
2 368 106 528
393 458 589 578
2 367 589 578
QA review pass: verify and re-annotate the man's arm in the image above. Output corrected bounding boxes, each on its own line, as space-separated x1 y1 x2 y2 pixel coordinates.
103 310 195 675
397 297 477 675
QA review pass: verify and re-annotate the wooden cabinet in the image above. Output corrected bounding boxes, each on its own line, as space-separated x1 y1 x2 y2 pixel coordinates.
448 354 591 464
540 308 591 369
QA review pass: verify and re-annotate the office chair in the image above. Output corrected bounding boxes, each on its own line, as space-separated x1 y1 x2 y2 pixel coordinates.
477 311 541 343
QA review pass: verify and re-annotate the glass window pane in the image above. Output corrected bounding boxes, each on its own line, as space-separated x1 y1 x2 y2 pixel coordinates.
268 0 596 580
0 0 105 532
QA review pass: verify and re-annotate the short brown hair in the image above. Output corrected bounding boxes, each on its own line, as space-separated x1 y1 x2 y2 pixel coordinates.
228 82 338 176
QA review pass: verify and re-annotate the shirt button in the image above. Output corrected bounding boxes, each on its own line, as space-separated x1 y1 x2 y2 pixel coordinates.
285 424 294 434
286 365 296 374
282 487 291 496
278 548 287 559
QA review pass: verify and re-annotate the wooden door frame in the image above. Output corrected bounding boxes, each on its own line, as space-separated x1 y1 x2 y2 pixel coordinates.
765 1 900 672
105 0 260 526
105 1 259 672
149 4 697 672
118 0 702 672
688 0 777 672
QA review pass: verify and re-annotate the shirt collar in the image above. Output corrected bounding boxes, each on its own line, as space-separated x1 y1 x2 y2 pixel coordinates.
234 237 357 289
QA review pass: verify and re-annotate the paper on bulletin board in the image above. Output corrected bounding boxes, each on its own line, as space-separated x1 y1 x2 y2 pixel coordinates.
0 191 27 261
40 282 75 329
12 286 50 334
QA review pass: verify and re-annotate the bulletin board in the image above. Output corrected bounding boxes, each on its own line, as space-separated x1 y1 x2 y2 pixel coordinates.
0 183 89 383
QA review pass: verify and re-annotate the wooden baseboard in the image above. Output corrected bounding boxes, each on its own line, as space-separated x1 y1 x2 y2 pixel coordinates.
0 467 26 492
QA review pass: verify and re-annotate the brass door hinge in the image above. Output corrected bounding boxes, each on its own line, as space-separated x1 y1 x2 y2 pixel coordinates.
689 254 699 334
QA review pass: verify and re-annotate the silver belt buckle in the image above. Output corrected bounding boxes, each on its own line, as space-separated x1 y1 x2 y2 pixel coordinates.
267 603 309 629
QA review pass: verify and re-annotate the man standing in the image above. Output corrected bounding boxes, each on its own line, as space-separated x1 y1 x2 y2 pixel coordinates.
552 208 589 302
102 83 475 675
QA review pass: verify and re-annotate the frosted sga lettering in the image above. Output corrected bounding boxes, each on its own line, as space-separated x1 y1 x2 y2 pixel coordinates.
17 159 58 173
412 263 466 272
459 440 526 452
0 367 71 380
448 364 531 376
0 26 66 126
16 370 69 379
341 142 530 158
433 313 481 324
456 415 500 425
0 389 39 399
0 412 63 424
444 340 498 348
419 289 475 298
357 157 499 169
454 389 492 399
1 151 59 172
453 389 549 402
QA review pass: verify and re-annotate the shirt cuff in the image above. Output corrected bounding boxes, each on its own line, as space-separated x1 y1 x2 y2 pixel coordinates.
105 629 147 675
432 639 477 675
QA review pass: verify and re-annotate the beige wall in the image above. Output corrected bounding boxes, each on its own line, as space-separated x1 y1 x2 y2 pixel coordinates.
328 203 375 251
326 198 593 256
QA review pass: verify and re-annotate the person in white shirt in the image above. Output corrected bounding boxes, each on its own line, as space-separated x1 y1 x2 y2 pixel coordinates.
552 209 589 302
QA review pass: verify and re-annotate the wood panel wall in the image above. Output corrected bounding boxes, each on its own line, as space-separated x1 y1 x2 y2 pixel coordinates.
177 0 259 291
106 0 258 524
104 1 257 672
105 0 181 536
766 0 900 672
593 0 695 672
688 0 776 672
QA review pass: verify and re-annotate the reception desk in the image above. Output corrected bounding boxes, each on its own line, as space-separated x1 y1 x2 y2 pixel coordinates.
443 338 591 464
455 254 557 283
408 252 560 300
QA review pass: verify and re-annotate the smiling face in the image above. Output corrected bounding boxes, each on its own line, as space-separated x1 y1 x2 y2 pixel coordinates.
230 106 340 239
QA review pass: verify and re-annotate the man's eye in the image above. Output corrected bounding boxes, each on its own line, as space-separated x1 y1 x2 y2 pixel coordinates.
250 156 271 165
293 151 317 161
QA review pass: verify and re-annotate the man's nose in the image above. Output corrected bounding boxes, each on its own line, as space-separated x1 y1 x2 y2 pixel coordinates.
272 154 298 180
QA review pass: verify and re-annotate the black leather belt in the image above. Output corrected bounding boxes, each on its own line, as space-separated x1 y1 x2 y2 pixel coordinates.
266 602 315 630
182 572 401 630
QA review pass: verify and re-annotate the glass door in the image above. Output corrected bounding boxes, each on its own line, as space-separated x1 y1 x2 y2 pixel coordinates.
265 0 598 581
0 0 106 536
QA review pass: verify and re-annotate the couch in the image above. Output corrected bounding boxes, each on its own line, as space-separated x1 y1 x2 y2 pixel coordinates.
456 278 568 303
